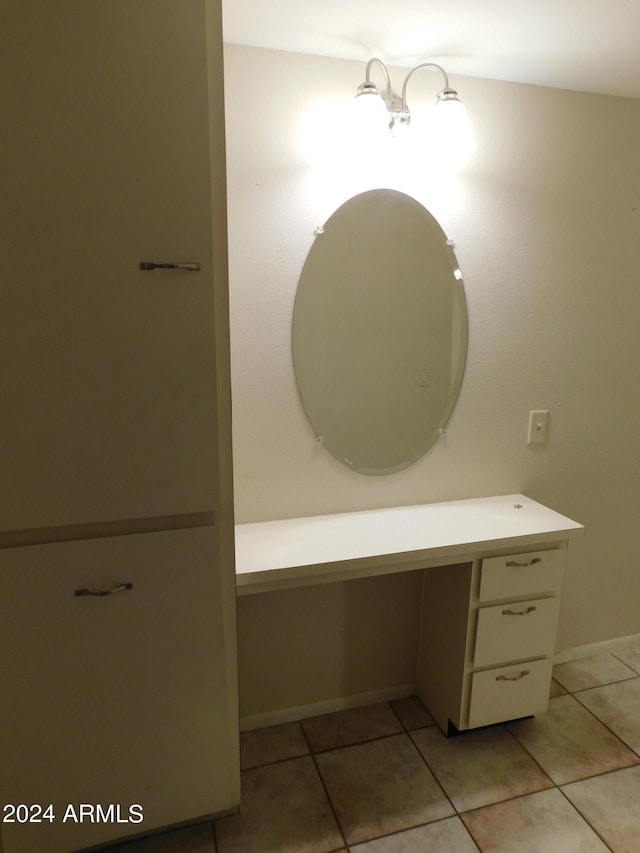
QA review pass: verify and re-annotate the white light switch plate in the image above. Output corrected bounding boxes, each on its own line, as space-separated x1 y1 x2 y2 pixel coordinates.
528 410 549 444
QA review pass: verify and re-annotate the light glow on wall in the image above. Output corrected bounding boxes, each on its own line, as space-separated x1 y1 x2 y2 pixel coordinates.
296 95 469 224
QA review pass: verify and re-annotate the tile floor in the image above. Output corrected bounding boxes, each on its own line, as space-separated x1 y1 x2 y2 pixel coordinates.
109 651 640 852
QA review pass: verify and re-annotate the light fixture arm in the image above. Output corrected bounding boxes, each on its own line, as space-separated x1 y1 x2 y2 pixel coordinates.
400 62 452 110
364 57 392 90
362 57 399 110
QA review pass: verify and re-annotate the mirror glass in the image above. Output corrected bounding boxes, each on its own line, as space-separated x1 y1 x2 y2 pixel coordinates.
292 189 467 475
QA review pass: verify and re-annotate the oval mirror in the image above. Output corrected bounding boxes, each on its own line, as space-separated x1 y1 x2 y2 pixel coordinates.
292 189 468 475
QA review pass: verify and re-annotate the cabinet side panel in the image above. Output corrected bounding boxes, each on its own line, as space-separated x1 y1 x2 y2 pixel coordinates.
205 0 241 809
416 563 473 733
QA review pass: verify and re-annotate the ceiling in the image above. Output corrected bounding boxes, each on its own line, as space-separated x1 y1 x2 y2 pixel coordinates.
222 0 640 99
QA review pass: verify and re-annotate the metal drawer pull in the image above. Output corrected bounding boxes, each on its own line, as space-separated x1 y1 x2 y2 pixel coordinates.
74 582 133 597
505 558 542 567
502 606 537 616
139 262 200 271
496 670 530 682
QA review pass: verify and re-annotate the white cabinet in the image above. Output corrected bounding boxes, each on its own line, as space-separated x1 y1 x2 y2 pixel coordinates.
0 529 238 853
236 495 582 735
417 547 567 734
1 2 239 851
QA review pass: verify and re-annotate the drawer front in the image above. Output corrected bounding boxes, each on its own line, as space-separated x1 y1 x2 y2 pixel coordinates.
479 549 565 602
474 597 560 666
468 658 553 729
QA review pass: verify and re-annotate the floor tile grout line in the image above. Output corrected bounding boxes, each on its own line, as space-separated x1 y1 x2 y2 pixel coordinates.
560 762 640 787
567 684 640 761
458 786 555 816
406 718 558 819
347 814 484 853
460 786 616 853
555 785 615 852
404 727 462 818
457 817 487 853
240 751 309 771
503 688 601 790
310 730 411 755
610 651 640 675
210 818 219 853
553 670 640 694
507 682 640 784
309 750 350 851
570 671 640 692
297 715 350 852
498 722 558 791
240 747 311 771
385 702 407 731
387 698 406 730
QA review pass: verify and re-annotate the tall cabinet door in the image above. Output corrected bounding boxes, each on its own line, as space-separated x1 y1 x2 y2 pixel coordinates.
1 0 229 531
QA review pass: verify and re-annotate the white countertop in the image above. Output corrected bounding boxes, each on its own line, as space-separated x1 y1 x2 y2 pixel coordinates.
235 494 584 593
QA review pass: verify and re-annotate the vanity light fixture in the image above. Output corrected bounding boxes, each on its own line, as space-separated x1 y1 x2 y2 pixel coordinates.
355 57 470 143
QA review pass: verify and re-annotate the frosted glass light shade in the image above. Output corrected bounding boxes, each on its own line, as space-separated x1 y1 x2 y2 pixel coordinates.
353 88 390 134
431 96 477 163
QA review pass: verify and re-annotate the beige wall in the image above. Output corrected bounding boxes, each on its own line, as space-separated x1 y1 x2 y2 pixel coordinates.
237 571 423 725
224 44 640 718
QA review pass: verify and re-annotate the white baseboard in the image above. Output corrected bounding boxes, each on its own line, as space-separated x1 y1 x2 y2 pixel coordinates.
240 635 640 732
554 633 640 665
239 683 415 732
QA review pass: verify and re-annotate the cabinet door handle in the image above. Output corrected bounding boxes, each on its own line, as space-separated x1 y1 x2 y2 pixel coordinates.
74 582 133 597
496 669 530 681
502 606 537 616
505 558 541 567
139 262 200 271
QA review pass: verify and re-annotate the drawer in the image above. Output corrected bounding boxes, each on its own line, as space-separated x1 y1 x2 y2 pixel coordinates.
474 597 560 666
479 549 565 602
468 658 553 729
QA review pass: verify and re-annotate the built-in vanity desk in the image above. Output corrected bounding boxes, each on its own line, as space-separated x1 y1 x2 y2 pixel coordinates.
235 494 584 734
